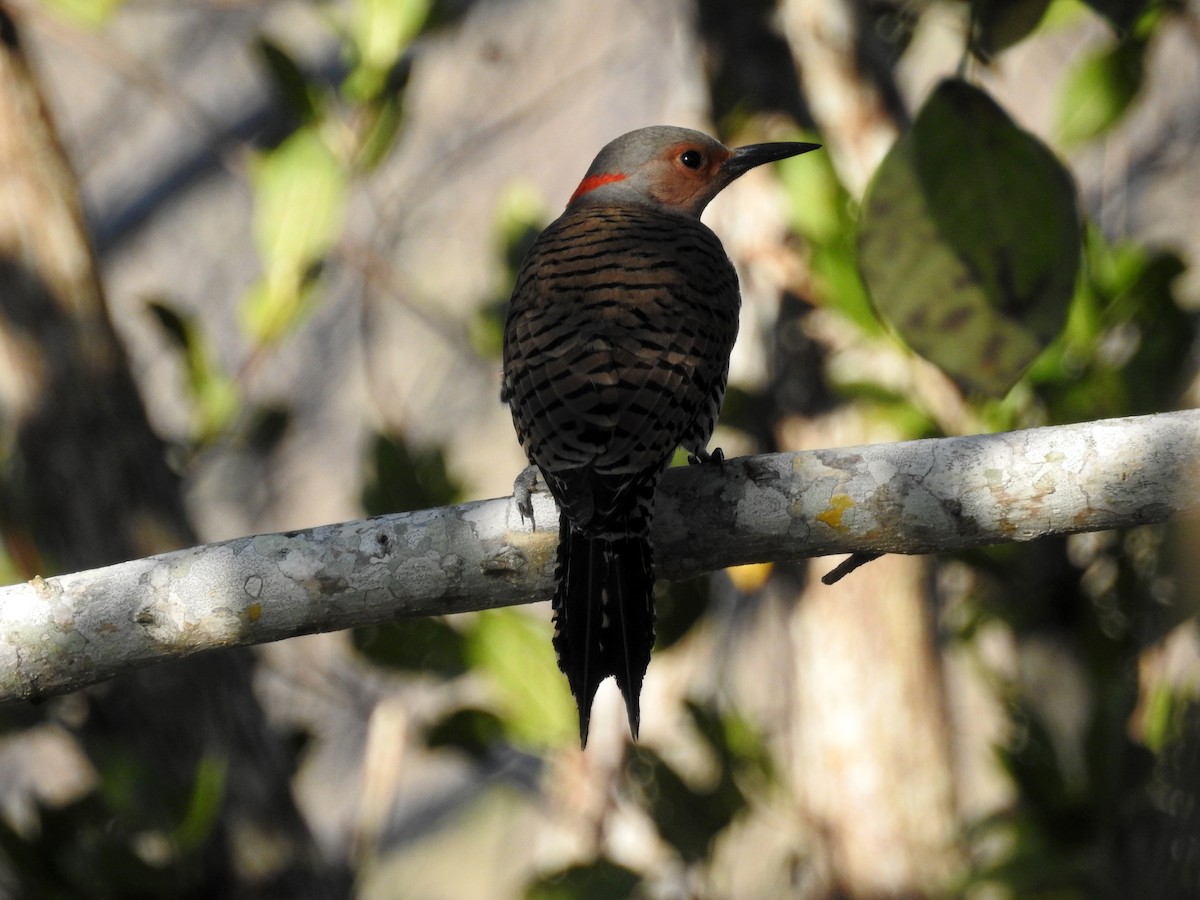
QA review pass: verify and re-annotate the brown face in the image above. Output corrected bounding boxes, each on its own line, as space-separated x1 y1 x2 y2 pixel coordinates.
646 141 733 211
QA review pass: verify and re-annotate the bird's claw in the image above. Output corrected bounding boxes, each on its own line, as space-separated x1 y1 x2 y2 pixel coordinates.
687 447 725 467
512 465 542 526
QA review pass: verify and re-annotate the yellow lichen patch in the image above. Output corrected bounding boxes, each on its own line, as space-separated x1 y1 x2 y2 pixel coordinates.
816 493 855 531
726 562 773 593
245 603 262 623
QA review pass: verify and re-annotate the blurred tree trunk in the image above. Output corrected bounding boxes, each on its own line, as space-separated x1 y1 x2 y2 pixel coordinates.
775 2 963 892
791 508 962 893
0 17 189 573
0 9 347 897
774 417 964 895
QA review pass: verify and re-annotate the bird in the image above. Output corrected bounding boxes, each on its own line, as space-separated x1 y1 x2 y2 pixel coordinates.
501 125 820 745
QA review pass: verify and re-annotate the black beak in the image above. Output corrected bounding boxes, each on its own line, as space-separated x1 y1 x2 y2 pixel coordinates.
723 141 821 177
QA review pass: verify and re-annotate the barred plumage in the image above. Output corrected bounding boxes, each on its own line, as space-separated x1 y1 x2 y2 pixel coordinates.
501 126 819 744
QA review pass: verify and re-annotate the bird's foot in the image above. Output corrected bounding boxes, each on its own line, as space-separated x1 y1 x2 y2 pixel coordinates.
687 447 725 467
512 465 543 526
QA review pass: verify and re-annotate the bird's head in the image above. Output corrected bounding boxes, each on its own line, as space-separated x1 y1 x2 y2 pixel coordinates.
566 125 820 218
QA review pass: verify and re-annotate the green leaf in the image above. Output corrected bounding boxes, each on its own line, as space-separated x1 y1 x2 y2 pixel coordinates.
173 755 227 854
831 381 941 440
970 0 1054 59
495 180 547 274
243 405 293 454
779 137 843 244
779 144 881 334
684 700 775 785
475 181 547 358
620 702 764 865
626 744 746 864
257 37 322 124
39 0 126 27
1029 229 1189 420
465 609 576 748
425 707 507 757
344 0 430 102
361 431 462 514
525 859 641 900
1058 36 1146 145
353 618 469 677
859 79 1081 396
245 128 347 344
654 577 713 651
1080 0 1153 32
145 300 240 441
145 300 190 350
354 93 406 171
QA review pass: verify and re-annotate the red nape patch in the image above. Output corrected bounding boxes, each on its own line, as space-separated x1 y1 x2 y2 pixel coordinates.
569 172 627 204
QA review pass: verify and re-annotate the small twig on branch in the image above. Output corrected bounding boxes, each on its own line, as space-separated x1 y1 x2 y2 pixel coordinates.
821 552 883 585
0 410 1197 704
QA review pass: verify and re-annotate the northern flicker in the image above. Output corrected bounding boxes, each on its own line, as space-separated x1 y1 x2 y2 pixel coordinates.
502 126 819 745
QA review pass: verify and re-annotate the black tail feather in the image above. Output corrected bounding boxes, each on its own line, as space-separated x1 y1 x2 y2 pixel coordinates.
552 515 656 746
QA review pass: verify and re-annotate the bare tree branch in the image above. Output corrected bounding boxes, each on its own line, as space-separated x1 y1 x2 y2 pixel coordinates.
2 410 1197 704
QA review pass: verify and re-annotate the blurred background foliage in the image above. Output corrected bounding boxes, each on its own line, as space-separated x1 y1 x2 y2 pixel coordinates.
0 0 1198 897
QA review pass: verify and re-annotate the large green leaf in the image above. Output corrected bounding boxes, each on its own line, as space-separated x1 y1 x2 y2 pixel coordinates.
859 79 1081 396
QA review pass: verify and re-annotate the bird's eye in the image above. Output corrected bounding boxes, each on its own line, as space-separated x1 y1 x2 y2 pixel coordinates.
679 149 704 169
